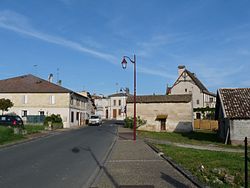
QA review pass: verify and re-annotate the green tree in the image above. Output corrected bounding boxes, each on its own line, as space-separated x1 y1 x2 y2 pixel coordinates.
0 98 13 115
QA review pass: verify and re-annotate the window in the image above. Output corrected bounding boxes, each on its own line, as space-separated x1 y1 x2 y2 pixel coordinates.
71 111 74 123
22 110 27 117
76 112 79 121
196 113 201 119
197 100 200 105
70 97 73 105
119 100 121 106
118 109 121 115
209 97 213 103
113 100 116 106
23 95 28 104
39 111 44 116
185 89 187 92
50 95 55 104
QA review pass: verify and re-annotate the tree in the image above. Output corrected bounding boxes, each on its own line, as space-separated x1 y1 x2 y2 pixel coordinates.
0 98 14 115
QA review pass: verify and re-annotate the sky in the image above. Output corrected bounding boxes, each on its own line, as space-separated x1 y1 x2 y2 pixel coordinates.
0 0 250 96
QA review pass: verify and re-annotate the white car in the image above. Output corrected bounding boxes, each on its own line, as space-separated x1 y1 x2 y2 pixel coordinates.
89 115 102 126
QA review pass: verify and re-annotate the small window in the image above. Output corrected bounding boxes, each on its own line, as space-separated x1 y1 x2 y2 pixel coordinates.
185 89 187 92
50 95 55 104
113 100 116 106
70 97 73 105
209 97 213 103
119 100 121 106
118 109 121 115
22 110 27 117
39 111 44 116
197 100 200 105
23 95 28 104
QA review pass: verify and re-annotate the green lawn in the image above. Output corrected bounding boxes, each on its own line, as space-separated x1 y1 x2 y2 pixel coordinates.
0 126 24 145
0 125 45 145
156 144 247 187
138 130 226 146
24 125 45 134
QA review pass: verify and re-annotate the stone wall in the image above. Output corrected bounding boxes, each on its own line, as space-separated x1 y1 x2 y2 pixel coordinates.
127 102 193 132
230 119 250 145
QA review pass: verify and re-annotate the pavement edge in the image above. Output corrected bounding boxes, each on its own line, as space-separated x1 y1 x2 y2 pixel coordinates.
146 141 205 188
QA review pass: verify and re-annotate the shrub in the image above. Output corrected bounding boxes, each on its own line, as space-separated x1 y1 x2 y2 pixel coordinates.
124 116 146 129
43 114 63 129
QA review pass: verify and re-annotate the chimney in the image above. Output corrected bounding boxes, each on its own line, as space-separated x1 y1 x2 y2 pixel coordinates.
57 80 62 86
48 73 53 83
178 65 185 76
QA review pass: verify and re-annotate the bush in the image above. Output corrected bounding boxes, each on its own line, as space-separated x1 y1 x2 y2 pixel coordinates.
124 116 146 129
24 125 45 134
43 114 63 129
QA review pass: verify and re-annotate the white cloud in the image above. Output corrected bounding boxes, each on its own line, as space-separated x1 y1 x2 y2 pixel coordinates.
0 10 118 64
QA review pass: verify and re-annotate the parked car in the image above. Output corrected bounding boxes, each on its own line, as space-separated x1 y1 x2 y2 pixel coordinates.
89 115 102 126
0 115 24 128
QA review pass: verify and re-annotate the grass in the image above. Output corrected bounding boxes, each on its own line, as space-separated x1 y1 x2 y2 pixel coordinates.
0 125 45 145
138 129 220 145
0 126 24 145
155 144 247 187
24 124 45 134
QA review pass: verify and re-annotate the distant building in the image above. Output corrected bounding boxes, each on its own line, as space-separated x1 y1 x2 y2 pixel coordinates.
127 94 193 132
167 65 216 119
108 93 128 120
215 88 250 145
0 74 89 128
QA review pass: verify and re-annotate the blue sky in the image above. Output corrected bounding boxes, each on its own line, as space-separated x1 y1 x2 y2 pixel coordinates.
0 0 250 95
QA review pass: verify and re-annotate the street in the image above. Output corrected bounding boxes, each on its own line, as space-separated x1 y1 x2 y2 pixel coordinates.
0 121 117 188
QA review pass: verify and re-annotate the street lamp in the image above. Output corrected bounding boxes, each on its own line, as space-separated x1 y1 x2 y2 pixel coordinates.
121 55 136 141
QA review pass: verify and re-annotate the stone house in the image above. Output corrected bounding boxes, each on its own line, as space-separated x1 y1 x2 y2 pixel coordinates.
126 94 193 132
108 93 128 120
92 95 109 119
0 74 89 128
215 88 250 145
167 65 216 119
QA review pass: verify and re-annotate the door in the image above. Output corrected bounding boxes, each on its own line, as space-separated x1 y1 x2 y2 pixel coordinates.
106 109 108 119
160 120 166 130
113 109 117 119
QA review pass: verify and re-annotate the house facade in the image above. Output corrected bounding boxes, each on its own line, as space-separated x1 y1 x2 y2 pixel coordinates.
127 94 193 132
215 88 250 145
167 65 216 119
0 74 89 128
108 93 128 120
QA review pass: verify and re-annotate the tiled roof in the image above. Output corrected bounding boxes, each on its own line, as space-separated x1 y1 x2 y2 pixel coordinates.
0 74 72 93
185 70 208 92
127 94 192 103
219 88 250 119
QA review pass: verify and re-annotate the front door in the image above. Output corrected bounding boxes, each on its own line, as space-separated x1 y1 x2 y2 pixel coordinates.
113 109 117 119
160 120 166 130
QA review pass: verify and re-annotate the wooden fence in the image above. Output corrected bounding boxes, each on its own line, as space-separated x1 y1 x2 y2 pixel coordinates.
194 120 218 130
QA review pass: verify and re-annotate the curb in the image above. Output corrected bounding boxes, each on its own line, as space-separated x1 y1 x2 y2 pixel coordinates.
146 141 206 188
86 125 118 188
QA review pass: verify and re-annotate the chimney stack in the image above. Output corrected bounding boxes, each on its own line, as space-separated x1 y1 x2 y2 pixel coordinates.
48 73 53 83
178 65 185 76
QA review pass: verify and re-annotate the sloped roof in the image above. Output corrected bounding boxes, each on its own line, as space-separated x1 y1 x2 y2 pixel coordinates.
0 74 72 93
218 88 250 119
185 70 208 92
127 94 192 103
171 68 216 96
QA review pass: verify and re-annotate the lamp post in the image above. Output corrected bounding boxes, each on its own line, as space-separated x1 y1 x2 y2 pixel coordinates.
121 55 136 141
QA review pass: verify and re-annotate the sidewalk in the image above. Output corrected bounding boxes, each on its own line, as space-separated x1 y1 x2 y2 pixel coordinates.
92 128 200 188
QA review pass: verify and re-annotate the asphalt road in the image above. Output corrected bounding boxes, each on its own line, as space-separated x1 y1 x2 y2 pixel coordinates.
0 121 118 188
